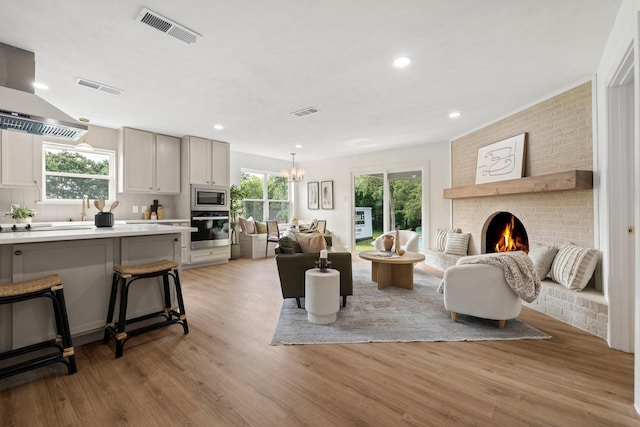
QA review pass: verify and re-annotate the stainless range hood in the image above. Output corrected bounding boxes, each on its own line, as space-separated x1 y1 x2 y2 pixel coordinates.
0 42 87 141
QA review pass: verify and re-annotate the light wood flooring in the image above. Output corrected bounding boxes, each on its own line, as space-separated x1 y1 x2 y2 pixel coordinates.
1 257 638 426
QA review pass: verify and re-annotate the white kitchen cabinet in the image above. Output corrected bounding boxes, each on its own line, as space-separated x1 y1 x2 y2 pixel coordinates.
169 221 191 265
184 136 229 186
118 128 180 194
190 246 228 265
0 130 40 188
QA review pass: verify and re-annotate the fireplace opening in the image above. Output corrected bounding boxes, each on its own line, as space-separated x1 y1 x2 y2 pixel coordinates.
485 212 529 254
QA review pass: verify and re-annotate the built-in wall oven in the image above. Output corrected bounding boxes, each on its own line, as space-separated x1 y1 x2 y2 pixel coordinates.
190 185 230 250
190 211 230 249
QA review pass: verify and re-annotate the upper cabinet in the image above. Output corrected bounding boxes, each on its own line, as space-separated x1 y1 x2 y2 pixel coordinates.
0 130 40 188
118 128 180 194
182 136 229 186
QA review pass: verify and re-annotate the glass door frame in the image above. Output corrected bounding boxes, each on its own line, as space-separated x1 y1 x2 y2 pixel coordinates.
350 163 429 254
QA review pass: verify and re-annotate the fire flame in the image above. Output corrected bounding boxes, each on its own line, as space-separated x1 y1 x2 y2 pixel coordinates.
495 215 528 253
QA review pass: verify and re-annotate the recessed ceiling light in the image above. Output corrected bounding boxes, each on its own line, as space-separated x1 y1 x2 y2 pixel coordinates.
295 144 302 148
214 124 224 130
33 82 48 90
393 57 412 68
449 112 461 118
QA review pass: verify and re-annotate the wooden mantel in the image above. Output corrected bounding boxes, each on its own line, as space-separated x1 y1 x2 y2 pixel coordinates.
443 170 593 199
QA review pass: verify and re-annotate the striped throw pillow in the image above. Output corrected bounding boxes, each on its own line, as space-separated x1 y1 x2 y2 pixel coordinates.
435 228 461 252
444 232 470 256
549 244 598 290
435 228 449 251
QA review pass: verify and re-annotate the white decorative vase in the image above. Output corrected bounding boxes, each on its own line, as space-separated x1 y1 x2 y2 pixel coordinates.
15 217 32 224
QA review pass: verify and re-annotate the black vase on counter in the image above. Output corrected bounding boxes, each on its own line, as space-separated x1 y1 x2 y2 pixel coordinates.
95 212 114 228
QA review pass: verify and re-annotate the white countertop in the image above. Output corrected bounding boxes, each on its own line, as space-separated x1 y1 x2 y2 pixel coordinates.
0 222 195 245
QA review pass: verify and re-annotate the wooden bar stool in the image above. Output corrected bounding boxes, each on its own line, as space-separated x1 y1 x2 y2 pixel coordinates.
0 274 77 379
103 260 189 358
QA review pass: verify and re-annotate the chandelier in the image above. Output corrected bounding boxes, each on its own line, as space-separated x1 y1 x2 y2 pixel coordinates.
281 152 304 182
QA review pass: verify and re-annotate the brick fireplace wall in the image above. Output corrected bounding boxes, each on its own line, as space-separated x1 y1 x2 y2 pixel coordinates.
450 82 594 254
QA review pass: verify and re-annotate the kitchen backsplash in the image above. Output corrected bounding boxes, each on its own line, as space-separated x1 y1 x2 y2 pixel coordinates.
0 187 182 223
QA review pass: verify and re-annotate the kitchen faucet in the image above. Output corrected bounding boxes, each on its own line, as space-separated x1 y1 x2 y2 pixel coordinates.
81 195 90 221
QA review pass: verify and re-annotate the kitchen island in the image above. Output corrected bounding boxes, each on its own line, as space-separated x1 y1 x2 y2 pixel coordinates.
0 223 196 351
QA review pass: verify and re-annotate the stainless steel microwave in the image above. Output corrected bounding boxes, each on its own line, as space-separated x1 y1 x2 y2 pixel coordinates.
191 185 228 211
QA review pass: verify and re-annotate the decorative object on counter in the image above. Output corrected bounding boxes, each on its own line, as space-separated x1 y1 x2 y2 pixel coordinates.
144 208 151 220
382 234 394 252
151 212 158 220
156 205 163 219
94 199 105 212
5 204 37 224
321 180 333 209
315 249 332 272
229 184 247 260
109 201 120 212
151 199 159 215
95 212 114 227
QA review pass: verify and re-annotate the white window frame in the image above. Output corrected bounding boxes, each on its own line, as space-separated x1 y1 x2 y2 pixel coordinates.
241 168 290 221
41 142 116 203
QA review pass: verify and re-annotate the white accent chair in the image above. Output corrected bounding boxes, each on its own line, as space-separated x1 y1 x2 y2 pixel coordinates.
373 230 419 253
443 263 522 328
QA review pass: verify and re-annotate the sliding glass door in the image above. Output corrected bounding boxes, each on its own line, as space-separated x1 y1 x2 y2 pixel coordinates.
352 169 423 253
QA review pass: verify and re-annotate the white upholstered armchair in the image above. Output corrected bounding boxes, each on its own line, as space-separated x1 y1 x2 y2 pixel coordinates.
373 230 419 253
443 263 522 328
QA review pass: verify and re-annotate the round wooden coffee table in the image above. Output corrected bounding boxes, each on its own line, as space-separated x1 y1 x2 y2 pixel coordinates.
358 251 425 290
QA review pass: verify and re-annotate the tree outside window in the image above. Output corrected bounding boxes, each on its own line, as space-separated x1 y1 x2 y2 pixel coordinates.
43 143 115 200
240 169 289 222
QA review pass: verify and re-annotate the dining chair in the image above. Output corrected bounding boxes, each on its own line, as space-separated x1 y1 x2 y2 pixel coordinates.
266 220 281 257
316 220 327 234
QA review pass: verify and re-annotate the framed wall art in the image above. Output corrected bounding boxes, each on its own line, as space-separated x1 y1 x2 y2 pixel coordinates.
308 181 319 210
321 180 333 209
475 133 527 184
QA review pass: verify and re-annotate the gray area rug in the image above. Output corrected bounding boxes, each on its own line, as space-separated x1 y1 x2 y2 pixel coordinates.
271 262 550 345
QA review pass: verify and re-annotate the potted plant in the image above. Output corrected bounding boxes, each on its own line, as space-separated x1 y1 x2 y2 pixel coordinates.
229 184 247 259
5 204 37 223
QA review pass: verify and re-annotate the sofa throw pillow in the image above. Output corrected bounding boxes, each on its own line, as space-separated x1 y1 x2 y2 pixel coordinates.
549 244 598 290
528 243 559 280
277 236 301 253
239 217 256 234
297 232 327 253
444 232 470 256
435 228 461 252
255 221 267 234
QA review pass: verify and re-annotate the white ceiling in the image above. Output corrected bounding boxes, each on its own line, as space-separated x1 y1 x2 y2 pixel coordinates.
0 0 621 162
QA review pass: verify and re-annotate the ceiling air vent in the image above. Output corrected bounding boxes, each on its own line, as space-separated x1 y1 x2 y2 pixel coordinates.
136 7 202 44
75 78 122 95
290 107 320 117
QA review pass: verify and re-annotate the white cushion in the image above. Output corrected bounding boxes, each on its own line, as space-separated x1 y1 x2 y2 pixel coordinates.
435 228 461 252
528 243 558 280
239 217 256 234
549 244 598 290
445 232 469 256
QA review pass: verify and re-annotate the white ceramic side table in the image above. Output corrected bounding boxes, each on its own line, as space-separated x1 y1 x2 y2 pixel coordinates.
304 268 340 324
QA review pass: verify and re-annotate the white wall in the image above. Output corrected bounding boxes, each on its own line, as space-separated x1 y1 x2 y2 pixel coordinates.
289 142 450 251
229 151 290 186
595 0 640 412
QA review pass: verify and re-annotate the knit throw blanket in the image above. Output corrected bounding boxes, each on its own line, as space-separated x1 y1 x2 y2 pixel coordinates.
439 251 541 303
